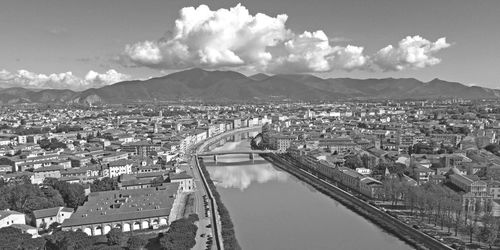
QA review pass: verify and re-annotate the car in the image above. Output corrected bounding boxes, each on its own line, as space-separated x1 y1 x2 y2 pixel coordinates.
201 234 205 237
206 224 212 228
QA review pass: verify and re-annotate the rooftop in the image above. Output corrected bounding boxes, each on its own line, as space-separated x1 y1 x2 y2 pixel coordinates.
0 210 24 221
62 183 179 227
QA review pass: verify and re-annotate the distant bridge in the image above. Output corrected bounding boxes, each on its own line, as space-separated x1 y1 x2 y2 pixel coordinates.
196 150 276 162
196 150 276 156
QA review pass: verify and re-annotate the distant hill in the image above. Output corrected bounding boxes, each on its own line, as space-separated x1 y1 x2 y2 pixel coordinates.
249 73 270 81
0 68 498 104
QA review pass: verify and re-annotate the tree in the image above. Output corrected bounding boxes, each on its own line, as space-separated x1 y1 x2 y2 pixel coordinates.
485 143 500 156
0 227 44 250
45 179 85 208
91 177 118 192
46 230 95 250
106 228 124 246
344 155 363 169
151 176 165 187
159 215 198 250
0 183 65 214
48 222 61 232
39 138 67 150
127 235 147 250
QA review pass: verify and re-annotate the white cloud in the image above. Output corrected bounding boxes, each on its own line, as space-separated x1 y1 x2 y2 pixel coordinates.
122 4 451 73
84 70 130 88
269 31 368 73
0 69 129 90
123 4 290 70
372 36 451 71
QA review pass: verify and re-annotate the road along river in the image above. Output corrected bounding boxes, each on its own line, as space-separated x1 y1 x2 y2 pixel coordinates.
202 131 414 250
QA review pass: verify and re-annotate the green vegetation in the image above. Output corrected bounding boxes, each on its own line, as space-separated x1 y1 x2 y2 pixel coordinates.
14 126 51 135
182 193 196 217
158 214 199 250
485 143 500 157
107 228 125 246
127 235 148 250
46 230 96 250
381 178 499 247
38 138 67 150
0 227 46 249
91 177 118 192
199 158 241 250
0 183 65 215
0 214 200 250
55 125 82 133
44 178 86 209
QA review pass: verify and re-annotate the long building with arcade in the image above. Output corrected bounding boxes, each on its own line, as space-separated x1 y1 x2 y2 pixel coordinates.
61 183 180 236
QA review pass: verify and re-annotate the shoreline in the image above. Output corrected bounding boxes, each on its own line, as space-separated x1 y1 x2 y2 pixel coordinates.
192 127 261 250
262 153 454 250
196 157 241 250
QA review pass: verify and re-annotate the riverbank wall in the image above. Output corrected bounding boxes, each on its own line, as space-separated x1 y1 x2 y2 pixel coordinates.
193 127 261 250
263 154 454 250
194 155 225 250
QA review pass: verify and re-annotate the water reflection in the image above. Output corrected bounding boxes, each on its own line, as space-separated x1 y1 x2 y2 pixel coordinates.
204 132 413 250
208 163 288 191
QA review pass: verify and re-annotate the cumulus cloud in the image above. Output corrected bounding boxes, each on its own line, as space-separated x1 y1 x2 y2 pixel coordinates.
0 69 129 90
121 4 451 73
372 36 451 71
270 31 368 73
123 4 290 70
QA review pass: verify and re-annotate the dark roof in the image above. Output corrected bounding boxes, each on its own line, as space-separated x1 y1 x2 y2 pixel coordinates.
62 184 179 227
33 207 64 219
0 210 24 220
33 165 65 173
170 171 193 180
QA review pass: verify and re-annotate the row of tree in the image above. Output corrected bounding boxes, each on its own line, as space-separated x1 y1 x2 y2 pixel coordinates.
381 178 499 247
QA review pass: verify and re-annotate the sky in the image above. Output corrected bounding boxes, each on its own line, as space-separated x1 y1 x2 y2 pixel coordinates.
0 0 499 90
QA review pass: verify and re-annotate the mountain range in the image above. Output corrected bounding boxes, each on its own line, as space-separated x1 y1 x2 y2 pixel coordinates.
0 68 499 104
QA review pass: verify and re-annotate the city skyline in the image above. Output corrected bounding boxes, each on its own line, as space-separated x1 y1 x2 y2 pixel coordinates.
1 0 499 90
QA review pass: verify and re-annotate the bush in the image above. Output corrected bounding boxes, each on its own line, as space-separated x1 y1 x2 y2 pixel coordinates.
158 215 198 250
127 235 147 250
107 228 124 246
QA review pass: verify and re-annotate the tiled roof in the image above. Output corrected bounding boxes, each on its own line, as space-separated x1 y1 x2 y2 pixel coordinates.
62 184 179 227
33 207 63 219
0 210 24 221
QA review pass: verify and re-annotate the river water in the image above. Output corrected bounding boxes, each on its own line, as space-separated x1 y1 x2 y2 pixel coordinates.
204 132 413 250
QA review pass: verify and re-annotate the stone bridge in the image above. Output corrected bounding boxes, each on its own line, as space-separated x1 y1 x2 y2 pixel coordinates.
196 150 276 162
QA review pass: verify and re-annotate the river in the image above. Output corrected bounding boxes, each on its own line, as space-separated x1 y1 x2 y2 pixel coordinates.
203 132 414 250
